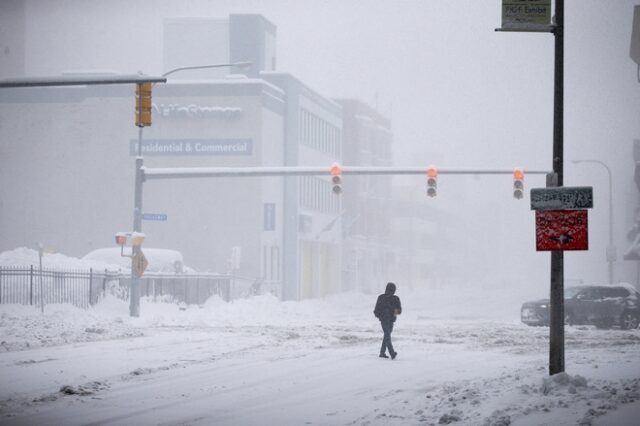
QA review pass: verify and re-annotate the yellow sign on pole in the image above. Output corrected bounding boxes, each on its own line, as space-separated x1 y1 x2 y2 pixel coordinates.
133 251 149 276
502 0 551 29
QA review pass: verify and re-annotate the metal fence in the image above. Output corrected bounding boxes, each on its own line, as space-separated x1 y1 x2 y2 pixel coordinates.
0 266 116 308
0 266 241 309
120 273 235 304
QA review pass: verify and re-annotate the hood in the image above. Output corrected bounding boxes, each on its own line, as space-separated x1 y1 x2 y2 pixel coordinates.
385 282 396 295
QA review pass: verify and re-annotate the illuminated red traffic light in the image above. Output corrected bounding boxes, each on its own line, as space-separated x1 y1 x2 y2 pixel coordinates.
330 162 342 194
513 168 524 199
426 165 438 197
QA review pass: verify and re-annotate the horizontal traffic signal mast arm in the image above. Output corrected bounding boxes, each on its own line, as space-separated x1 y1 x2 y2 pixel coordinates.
142 166 552 180
143 166 335 179
0 75 166 88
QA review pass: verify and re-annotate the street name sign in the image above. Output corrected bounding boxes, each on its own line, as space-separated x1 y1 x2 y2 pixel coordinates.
530 186 593 211
501 0 551 30
536 210 589 251
142 213 168 221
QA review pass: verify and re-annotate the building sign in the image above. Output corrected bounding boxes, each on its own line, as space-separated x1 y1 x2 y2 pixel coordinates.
130 139 253 156
153 103 242 119
530 187 593 210
536 210 588 251
264 203 276 231
501 0 551 29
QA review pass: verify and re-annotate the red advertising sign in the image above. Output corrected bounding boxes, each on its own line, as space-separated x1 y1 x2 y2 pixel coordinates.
536 210 588 251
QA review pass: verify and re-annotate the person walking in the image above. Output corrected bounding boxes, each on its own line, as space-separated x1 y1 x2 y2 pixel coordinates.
373 282 402 359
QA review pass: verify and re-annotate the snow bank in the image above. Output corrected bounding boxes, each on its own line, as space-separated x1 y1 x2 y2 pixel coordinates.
0 247 121 272
0 290 375 353
0 296 141 352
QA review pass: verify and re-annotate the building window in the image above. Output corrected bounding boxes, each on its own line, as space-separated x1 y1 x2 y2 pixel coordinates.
299 108 341 156
298 176 340 214
300 176 339 214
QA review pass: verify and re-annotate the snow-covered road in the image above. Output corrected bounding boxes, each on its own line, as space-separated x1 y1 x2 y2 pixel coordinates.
1 329 521 426
1 294 640 426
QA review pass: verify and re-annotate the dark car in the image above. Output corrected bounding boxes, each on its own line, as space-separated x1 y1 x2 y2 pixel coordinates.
521 284 640 329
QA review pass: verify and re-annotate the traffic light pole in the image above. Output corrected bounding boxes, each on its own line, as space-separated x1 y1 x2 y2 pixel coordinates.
496 0 565 376
129 82 154 317
141 166 551 179
549 0 565 376
130 126 144 317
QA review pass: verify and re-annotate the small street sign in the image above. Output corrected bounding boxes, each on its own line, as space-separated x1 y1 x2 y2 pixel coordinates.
530 186 593 210
142 213 168 221
133 251 149 276
536 210 588 251
501 0 551 29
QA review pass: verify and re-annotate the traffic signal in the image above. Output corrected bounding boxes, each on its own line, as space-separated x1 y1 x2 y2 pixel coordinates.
135 82 153 127
330 162 342 194
513 168 524 199
426 165 438 197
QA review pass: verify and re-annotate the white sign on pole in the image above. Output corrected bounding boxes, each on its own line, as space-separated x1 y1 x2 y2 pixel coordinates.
502 0 551 30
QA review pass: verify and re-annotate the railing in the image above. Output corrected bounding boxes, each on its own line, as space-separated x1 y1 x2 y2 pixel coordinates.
0 266 243 309
0 266 117 308
121 273 234 304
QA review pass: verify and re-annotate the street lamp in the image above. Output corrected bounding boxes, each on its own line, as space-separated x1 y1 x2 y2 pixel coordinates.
160 61 252 79
572 159 615 284
129 61 252 317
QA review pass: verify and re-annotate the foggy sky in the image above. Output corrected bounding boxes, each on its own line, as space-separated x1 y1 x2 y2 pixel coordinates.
4 0 640 290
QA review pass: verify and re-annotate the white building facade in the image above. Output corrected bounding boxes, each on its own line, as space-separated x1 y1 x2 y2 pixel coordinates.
0 13 349 300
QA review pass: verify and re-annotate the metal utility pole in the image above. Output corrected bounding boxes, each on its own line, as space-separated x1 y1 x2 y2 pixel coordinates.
549 0 565 376
130 131 144 317
129 81 154 317
496 0 565 374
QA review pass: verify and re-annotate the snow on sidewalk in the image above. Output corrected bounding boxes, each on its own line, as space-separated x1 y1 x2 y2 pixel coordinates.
1 292 640 425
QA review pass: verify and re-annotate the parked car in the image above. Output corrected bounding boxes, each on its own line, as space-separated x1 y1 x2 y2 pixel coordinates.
82 248 194 274
521 284 640 329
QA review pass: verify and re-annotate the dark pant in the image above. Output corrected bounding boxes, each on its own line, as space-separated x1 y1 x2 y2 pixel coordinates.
380 320 395 355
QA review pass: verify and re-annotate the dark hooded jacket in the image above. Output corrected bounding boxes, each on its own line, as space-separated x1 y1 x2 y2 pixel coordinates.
374 282 402 322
